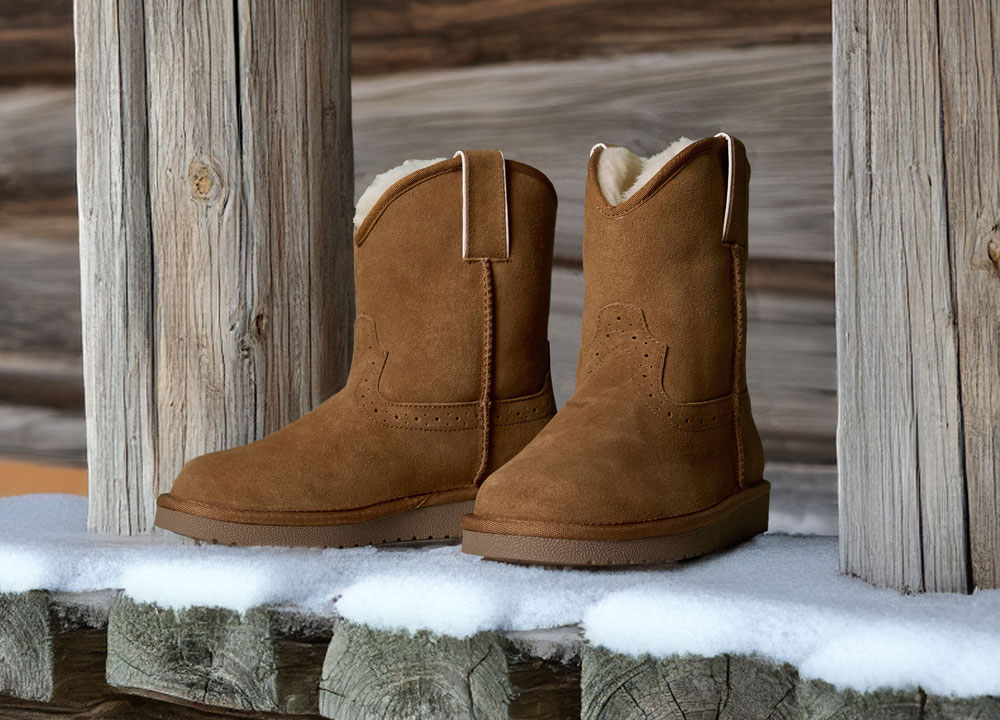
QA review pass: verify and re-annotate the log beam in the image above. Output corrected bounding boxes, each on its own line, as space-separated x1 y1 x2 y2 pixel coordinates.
318 622 582 720
105 594 332 715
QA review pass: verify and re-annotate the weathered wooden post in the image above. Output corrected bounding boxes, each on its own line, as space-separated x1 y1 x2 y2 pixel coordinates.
834 1 1000 592
75 1 354 534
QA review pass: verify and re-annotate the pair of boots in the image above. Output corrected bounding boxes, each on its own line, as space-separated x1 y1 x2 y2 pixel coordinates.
154 134 769 567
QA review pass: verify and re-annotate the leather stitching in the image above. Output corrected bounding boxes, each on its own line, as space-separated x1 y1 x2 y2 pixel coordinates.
579 303 733 431
731 246 746 487
474 258 495 483
351 315 555 432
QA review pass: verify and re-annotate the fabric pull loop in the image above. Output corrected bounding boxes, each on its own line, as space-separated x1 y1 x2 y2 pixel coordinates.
455 150 510 260
714 132 750 247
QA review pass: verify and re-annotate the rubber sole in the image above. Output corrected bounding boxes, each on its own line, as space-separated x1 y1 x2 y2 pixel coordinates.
461 481 770 567
154 499 475 548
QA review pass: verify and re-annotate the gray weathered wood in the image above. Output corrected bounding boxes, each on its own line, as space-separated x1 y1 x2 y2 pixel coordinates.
106 593 331 715
0 591 112 704
319 621 582 720
354 43 834 265
0 212 81 409
833 0 1000 592
0 401 85 464
936 1 1000 592
0 591 324 718
582 647 1000 720
75 0 354 535
351 0 830 75
0 0 831 87
0 87 76 209
581 647 798 720
5 591 1000 719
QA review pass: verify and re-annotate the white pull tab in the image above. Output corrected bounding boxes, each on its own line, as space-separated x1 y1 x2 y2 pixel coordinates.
714 132 735 242
454 150 510 260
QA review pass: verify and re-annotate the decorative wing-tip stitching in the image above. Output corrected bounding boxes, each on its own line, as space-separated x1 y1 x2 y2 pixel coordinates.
580 303 733 431
352 316 555 432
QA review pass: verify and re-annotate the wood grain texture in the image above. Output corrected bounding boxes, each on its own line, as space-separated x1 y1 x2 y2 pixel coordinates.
319 622 582 720
0 1 74 85
106 594 331 715
0 401 85 464
319 622 513 720
353 43 834 265
833 0 1000 592
5 593 1000 719
0 213 81 408
936 1 1000 591
0 88 76 209
581 647 798 720
76 0 354 535
75 0 159 536
0 590 112 704
351 0 830 75
582 647 1000 720
0 694 322 720
1 0 829 86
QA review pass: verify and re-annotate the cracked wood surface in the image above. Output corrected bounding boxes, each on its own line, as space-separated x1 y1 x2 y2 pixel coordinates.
0 590 112 704
319 621 583 720
3 590 1000 719
581 647 1000 720
105 593 332 716
75 0 355 535
833 0 1000 592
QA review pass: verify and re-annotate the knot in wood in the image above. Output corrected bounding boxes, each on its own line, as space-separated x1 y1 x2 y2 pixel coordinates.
188 159 223 203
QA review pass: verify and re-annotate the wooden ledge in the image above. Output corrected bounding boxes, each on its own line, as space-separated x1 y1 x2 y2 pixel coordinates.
1 590 998 719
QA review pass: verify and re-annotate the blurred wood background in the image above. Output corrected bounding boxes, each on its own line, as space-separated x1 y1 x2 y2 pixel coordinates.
0 1 834 487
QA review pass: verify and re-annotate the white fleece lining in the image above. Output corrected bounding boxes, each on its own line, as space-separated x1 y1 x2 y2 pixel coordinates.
353 157 446 232
595 134 735 242
595 137 694 207
454 150 510 259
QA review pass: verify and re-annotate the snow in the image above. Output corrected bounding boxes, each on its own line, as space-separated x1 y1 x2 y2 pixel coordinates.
2 493 998 697
582 539 1000 698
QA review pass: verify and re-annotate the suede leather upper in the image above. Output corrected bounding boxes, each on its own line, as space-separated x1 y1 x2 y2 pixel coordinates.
158 154 557 524
473 136 766 536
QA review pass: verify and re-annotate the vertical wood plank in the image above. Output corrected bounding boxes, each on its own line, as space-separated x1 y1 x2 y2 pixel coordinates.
144 1 246 513
834 0 999 592
77 0 353 534
937 0 1000 590
75 0 157 533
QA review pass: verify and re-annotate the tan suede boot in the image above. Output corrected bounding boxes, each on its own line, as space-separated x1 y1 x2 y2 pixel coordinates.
462 134 768 566
155 151 557 546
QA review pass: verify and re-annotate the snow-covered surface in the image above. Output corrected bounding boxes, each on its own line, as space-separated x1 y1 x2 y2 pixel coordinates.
1 494 998 697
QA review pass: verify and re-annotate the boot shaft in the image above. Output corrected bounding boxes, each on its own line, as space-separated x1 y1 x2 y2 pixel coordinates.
579 135 749 404
353 153 557 404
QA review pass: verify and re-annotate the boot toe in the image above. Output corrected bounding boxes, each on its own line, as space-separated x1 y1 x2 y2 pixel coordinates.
473 459 611 527
158 445 273 515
